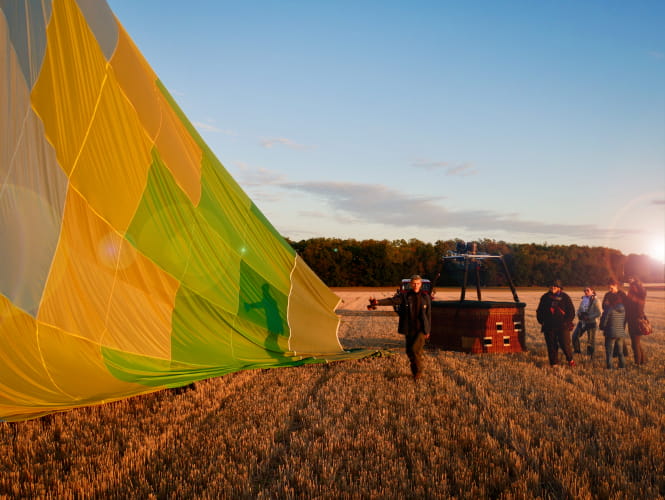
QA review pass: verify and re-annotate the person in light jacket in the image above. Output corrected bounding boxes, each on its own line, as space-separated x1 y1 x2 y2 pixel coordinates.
600 279 627 369
572 286 601 356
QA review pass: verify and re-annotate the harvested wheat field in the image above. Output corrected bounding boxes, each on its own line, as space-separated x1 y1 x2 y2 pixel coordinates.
1 288 664 499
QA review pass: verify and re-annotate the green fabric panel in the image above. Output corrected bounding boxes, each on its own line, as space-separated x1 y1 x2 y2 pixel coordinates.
196 150 293 295
125 148 196 280
180 217 241 309
194 153 247 260
170 285 242 367
155 78 295 260
101 345 222 388
101 344 327 389
228 315 294 366
125 148 241 313
107 81 363 390
127 102 296 307
170 284 302 371
250 202 286 248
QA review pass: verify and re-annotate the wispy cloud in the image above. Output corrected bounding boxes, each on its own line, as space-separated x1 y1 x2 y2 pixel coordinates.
648 50 665 60
412 159 478 176
279 180 636 240
445 164 477 176
193 122 236 135
260 137 310 150
412 159 450 170
298 209 330 218
230 165 639 241
246 191 283 203
652 198 665 205
233 162 286 186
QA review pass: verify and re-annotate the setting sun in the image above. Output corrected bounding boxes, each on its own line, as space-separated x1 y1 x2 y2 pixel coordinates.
649 235 665 263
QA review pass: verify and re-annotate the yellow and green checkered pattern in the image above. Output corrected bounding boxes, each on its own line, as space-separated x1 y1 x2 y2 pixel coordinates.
0 0 361 422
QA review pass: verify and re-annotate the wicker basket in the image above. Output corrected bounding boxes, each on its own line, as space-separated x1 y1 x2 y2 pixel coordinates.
430 301 526 353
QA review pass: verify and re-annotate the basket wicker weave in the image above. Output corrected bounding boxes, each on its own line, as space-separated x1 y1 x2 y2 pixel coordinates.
429 301 526 353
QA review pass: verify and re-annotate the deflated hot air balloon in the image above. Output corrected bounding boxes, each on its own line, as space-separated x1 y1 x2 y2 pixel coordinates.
0 0 367 422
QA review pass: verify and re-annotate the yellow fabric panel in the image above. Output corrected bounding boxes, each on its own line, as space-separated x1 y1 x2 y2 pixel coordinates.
38 187 179 356
102 240 178 359
287 255 343 355
153 90 203 206
38 321 152 401
30 0 107 176
109 24 161 141
38 189 119 342
69 68 152 232
0 295 66 407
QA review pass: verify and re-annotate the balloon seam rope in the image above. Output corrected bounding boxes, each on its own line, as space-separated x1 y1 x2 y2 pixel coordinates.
0 104 31 199
34 180 126 316
35 184 76 314
35 324 78 400
68 72 109 180
99 236 125 347
3 0 38 199
332 286 344 352
286 256 296 356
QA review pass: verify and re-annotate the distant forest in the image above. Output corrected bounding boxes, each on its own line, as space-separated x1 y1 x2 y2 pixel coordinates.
286 237 665 288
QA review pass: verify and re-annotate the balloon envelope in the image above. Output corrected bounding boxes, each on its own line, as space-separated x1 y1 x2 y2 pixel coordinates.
0 0 365 422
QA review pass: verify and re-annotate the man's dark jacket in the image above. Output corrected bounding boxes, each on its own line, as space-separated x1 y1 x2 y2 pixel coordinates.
536 291 575 332
397 291 432 336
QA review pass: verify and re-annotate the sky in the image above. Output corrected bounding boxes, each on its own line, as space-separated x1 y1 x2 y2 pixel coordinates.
107 1 665 262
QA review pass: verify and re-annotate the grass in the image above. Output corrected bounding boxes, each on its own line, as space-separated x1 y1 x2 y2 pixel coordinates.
1 289 663 499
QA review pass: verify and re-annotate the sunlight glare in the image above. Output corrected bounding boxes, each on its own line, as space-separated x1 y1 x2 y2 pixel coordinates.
649 235 665 263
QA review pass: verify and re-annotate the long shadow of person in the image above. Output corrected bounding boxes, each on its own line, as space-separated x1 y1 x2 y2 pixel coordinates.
244 283 287 359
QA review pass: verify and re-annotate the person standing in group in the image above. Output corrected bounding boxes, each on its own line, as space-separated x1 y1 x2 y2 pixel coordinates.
600 278 628 369
625 277 648 365
536 280 576 367
572 286 602 356
368 275 432 380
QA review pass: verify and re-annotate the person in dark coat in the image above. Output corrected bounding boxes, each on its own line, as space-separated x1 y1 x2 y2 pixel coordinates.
536 280 576 367
600 278 627 369
625 277 648 365
368 275 432 380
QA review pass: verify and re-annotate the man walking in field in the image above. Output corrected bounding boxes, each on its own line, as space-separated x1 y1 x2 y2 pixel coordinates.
368 275 432 380
536 280 576 367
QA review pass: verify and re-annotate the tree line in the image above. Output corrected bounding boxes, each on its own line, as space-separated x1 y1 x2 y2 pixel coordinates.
286 237 665 288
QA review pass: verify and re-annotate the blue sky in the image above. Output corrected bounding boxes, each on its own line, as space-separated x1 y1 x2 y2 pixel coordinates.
108 1 665 262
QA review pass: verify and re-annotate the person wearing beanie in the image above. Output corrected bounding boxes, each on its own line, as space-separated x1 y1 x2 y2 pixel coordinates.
536 280 576 367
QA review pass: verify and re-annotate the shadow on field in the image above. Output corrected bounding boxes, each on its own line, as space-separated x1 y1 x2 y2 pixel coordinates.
251 365 337 488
